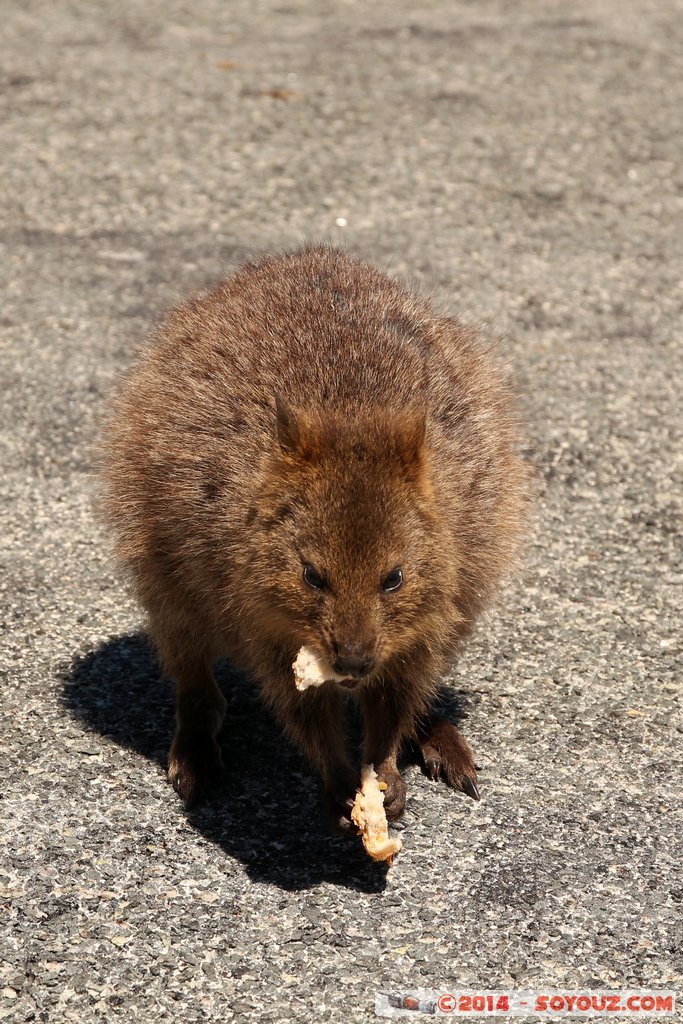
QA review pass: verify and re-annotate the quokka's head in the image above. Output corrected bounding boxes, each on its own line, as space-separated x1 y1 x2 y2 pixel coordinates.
249 395 460 685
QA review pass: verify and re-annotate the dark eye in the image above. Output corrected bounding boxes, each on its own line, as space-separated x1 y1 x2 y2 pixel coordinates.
303 565 326 590
381 567 403 593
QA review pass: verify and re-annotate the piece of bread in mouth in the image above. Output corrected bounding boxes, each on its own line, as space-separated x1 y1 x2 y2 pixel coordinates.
292 645 348 691
351 764 403 864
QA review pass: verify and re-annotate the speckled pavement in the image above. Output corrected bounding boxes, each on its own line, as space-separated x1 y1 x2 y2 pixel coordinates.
1 1 681 1022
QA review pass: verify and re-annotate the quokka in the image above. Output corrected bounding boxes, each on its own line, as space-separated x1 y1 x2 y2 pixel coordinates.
98 245 530 831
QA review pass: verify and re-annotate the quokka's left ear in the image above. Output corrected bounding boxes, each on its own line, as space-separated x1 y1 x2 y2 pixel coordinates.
274 392 302 454
274 392 327 463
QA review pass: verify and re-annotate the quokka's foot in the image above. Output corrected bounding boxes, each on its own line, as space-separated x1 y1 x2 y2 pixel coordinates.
325 763 407 836
417 716 480 801
167 730 224 807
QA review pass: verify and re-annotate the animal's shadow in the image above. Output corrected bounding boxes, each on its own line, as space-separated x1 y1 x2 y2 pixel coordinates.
61 632 474 892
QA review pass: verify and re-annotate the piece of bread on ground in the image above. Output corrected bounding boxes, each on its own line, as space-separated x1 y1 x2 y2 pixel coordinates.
351 764 403 864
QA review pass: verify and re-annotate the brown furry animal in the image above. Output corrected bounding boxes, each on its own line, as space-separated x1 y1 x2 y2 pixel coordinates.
98 245 530 830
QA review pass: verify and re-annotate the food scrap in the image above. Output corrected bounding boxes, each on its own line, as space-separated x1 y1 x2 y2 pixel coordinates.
351 764 402 865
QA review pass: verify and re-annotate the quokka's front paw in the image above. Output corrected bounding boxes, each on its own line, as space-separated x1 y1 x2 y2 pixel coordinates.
168 730 223 807
375 765 407 821
418 716 480 801
324 767 361 836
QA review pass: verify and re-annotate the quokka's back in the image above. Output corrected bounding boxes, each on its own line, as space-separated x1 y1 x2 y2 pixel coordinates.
98 245 531 826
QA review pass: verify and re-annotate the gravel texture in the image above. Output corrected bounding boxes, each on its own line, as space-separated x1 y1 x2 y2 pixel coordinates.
1 1 681 1022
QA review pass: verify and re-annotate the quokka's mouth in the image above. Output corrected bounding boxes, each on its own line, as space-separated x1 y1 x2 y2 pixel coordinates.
293 643 376 693
293 645 370 692
335 676 360 690
333 662 381 689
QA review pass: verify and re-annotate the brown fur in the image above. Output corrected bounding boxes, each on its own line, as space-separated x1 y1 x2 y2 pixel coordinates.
97 245 531 828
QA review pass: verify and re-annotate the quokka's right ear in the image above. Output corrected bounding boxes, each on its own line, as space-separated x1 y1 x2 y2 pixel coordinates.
394 404 427 480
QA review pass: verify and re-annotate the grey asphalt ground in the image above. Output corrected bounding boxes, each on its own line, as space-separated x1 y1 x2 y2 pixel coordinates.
1 1 682 1022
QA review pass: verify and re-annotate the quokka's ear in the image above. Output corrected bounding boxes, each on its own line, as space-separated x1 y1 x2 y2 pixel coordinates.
274 393 324 461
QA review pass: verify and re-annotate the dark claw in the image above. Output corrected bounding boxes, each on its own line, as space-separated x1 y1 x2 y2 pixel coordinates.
461 776 480 801
335 813 358 835
425 756 441 780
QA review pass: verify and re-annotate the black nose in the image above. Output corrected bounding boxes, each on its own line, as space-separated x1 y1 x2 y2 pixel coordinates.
333 643 375 678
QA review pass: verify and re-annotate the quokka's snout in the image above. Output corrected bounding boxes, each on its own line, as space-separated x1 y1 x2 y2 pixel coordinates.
331 640 376 678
